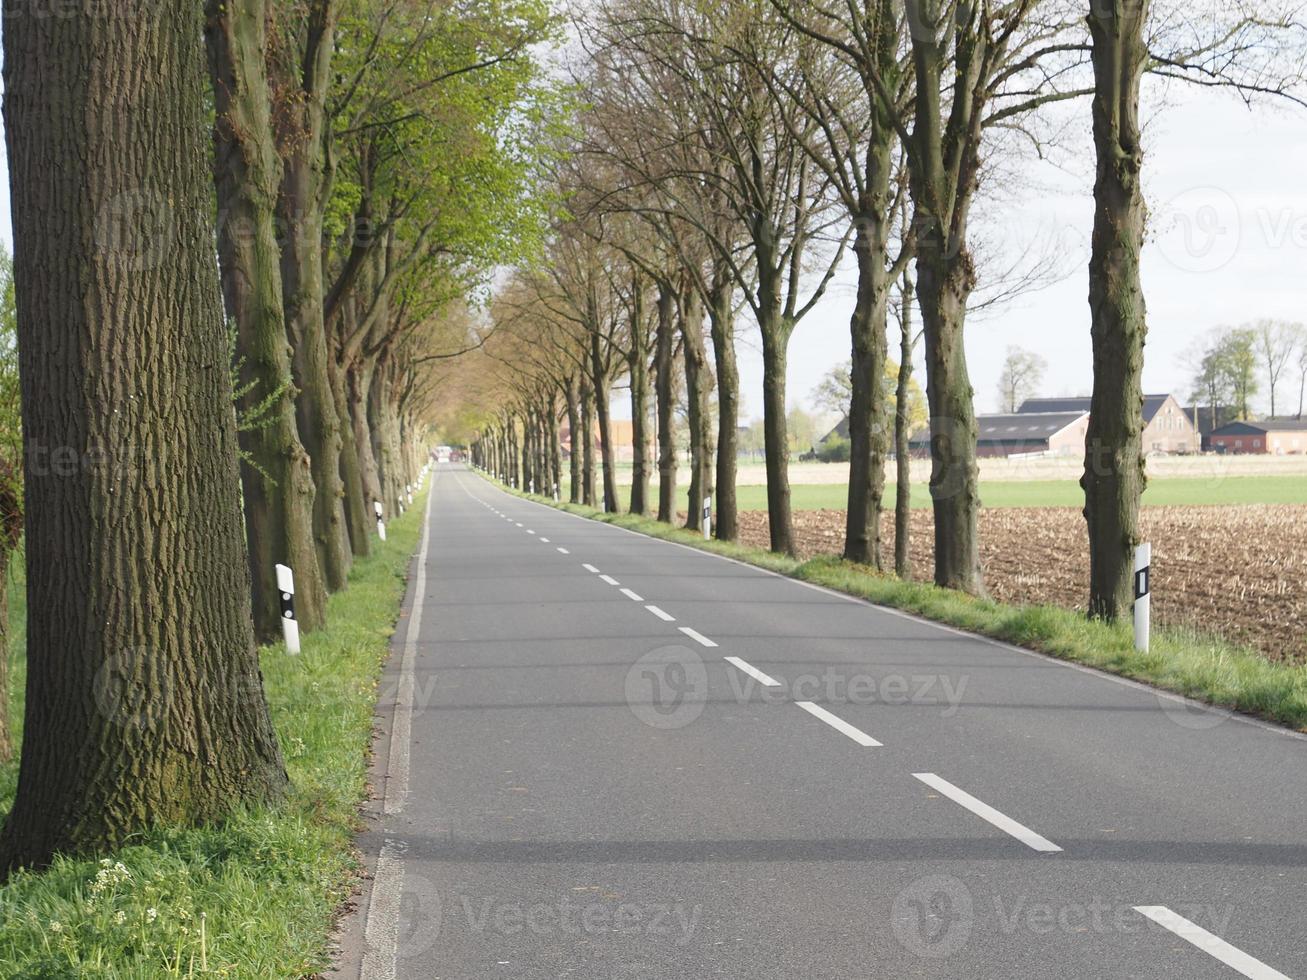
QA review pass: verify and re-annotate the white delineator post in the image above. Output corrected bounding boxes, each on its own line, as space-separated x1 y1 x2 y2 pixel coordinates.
1134 542 1151 653
375 500 387 542
275 563 301 654
703 495 712 541
553 483 560 502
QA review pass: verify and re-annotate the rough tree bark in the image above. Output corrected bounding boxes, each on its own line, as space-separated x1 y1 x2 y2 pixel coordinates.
654 279 678 523
206 0 327 639
579 381 596 505
589 331 619 513
564 382 581 503
627 281 651 516
895 266 917 579
269 0 352 591
1082 0 1150 621
0 464 18 764
1 0 287 870
757 260 795 556
707 267 739 541
905 10 985 594
680 279 710 531
844 198 893 568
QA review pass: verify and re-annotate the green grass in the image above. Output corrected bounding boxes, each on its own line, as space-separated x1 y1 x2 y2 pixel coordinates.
503 481 1307 733
559 474 1307 512
0 493 426 978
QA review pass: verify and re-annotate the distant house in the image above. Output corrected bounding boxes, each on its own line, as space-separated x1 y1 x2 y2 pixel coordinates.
910 411 1089 459
1018 394 1199 454
559 419 643 462
1184 405 1240 451
1209 418 1307 455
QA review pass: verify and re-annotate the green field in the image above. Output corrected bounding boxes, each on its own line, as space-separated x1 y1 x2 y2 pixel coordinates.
559 474 1307 512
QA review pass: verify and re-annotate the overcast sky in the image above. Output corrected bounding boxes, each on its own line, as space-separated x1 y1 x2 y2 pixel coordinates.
730 82 1307 425
1 76 1303 426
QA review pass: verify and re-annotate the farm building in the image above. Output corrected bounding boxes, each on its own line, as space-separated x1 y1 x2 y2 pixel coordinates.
1209 418 1307 455
910 411 1089 458
559 419 644 462
1184 405 1240 451
1018 394 1199 453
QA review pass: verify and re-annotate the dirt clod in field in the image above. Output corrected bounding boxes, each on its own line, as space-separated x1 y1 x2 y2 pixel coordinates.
733 505 1307 663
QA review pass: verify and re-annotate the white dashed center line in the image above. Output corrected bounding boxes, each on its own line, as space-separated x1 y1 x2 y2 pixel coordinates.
599 574 620 586
620 588 643 602
1132 907 1289 980
795 701 882 747
540 537 550 543
724 656 779 687
679 627 718 648
913 773 1061 853
645 605 675 621
557 547 570 554
582 563 600 574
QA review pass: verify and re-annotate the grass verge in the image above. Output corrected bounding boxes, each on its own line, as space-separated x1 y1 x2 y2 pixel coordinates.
504 482 1307 733
0 490 427 978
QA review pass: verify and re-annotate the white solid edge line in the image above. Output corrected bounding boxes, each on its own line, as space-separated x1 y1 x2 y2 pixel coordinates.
645 604 675 621
1133 907 1290 980
913 772 1062 853
679 626 718 648
381 481 435 817
600 574 621 586
489 478 1307 744
557 547 570 554
724 655 779 686
620 588 644 602
795 701 882 747
360 841 405 980
582 563 601 574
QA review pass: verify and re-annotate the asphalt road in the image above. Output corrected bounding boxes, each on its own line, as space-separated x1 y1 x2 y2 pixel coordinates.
342 463 1307 980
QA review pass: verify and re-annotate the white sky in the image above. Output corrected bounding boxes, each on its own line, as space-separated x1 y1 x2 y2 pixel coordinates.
1 78 1303 425
722 83 1307 425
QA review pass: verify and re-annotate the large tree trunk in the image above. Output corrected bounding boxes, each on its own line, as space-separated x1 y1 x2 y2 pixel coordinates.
680 280 710 531
917 239 983 594
206 0 326 640
905 8 985 596
1 0 287 870
580 381 596 506
270 1 351 592
844 207 893 568
654 280 678 523
333 355 370 558
347 361 383 524
0 551 10 765
564 383 581 503
1083 0 1150 621
708 268 739 541
0 470 18 764
548 403 563 499
759 317 795 556
895 267 917 579
590 335 619 513
628 286 651 517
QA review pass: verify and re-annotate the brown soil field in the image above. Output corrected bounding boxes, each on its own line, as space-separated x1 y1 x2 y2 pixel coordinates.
732 505 1307 663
